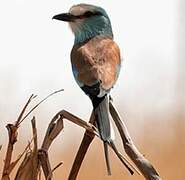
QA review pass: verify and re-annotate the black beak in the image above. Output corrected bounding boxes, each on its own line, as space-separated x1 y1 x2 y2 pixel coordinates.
52 13 76 22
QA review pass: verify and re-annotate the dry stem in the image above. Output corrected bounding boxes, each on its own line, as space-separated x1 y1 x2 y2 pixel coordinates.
1 94 35 180
1 91 161 180
109 101 161 180
1 90 63 180
15 117 39 180
68 112 96 180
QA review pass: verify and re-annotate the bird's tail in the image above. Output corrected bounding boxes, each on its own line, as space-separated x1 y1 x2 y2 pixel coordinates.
92 95 114 175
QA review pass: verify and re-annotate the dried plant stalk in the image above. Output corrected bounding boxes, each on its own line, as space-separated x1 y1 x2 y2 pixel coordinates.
68 112 96 180
15 117 39 180
1 90 162 180
41 110 98 151
38 109 99 180
1 94 35 180
52 162 63 173
1 90 63 180
109 101 161 180
68 112 136 179
2 125 17 180
38 149 53 180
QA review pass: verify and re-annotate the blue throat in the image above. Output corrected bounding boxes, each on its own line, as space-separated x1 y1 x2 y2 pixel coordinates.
74 16 113 44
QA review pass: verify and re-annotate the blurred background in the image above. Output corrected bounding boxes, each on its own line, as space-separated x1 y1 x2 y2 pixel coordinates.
0 0 184 179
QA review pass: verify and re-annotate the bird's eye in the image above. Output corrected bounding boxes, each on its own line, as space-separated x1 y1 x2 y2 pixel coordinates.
84 11 95 17
75 11 103 19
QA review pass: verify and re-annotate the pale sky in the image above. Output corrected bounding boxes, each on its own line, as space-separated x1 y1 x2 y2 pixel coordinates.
0 0 176 146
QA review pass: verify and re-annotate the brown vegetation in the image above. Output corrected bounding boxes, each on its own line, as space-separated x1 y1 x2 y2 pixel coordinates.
0 91 162 180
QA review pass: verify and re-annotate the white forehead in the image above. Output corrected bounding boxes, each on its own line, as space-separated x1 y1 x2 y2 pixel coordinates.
69 4 95 16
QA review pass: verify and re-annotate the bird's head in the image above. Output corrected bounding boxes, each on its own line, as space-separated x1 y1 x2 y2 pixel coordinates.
53 4 113 44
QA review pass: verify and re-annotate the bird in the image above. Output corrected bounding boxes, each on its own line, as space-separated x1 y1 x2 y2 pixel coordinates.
53 4 121 175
